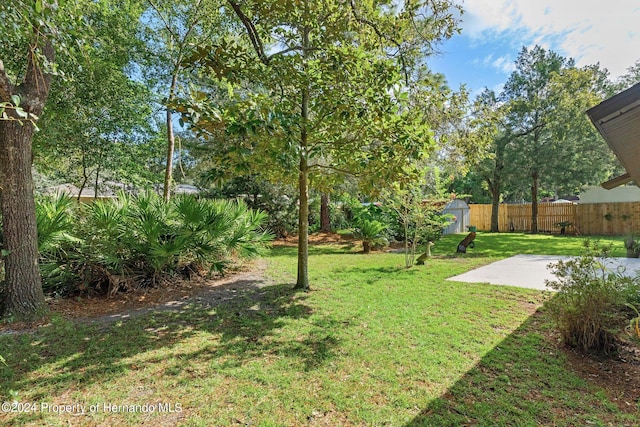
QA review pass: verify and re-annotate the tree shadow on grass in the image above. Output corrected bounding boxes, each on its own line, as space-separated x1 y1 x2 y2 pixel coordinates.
333 265 418 277
267 242 357 258
339 265 418 276
404 306 638 426
0 276 344 424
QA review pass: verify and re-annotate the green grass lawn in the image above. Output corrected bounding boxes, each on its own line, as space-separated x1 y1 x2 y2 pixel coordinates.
0 233 636 426
435 232 627 258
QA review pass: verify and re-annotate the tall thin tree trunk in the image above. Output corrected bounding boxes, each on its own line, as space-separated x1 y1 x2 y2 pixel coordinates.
163 109 175 202
404 221 410 268
490 136 506 233
0 121 46 319
531 170 539 234
295 24 311 291
78 146 89 202
296 156 309 290
94 164 102 200
163 71 180 202
489 180 501 232
320 192 330 232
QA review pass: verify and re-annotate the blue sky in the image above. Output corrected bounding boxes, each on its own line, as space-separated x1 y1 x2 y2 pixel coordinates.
428 0 640 96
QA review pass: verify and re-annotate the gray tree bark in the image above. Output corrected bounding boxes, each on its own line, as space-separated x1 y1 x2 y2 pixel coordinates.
0 38 53 320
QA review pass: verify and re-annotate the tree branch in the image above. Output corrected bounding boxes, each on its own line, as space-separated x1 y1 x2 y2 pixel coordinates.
348 0 410 83
511 121 545 139
146 0 179 42
349 0 391 44
269 45 318 58
0 59 15 102
23 34 54 116
226 0 269 65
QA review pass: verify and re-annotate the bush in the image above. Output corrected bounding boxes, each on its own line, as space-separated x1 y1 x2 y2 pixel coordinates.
35 194 83 295
328 200 355 231
354 218 387 253
23 192 273 296
209 176 298 238
546 240 639 354
78 192 273 292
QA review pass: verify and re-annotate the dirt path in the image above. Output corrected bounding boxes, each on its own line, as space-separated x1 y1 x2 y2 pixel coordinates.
0 259 275 335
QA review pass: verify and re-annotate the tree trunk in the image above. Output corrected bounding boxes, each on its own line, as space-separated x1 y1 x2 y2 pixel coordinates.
0 34 53 320
163 68 181 202
94 163 102 200
489 137 506 233
163 108 175 202
404 221 410 268
320 192 330 232
489 180 501 233
531 171 539 234
295 24 311 291
0 121 46 319
78 146 89 202
296 156 310 290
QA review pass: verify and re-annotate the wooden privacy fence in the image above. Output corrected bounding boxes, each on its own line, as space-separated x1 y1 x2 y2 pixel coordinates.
469 202 640 235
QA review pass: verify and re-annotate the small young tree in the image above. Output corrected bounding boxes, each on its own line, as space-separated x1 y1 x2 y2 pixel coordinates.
383 185 427 268
140 0 229 201
383 182 451 268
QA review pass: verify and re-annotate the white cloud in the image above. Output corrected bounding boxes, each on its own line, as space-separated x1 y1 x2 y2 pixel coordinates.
478 53 515 74
460 0 640 78
491 55 515 74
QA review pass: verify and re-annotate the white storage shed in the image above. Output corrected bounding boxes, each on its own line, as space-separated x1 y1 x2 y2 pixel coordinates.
442 199 471 234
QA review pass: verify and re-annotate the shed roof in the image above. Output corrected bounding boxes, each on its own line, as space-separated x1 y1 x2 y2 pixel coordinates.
587 83 640 189
443 199 469 210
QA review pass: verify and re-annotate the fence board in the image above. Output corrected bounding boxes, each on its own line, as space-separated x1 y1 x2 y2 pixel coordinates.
469 204 509 231
468 202 640 235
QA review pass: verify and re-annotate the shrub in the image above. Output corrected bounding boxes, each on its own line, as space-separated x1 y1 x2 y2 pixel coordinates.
354 218 387 254
328 200 354 231
24 192 273 296
546 240 638 354
35 193 83 294
624 234 640 258
79 192 273 291
36 193 79 255
210 176 298 238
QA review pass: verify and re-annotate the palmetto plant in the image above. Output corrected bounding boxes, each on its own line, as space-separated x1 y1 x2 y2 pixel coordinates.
354 219 387 254
173 196 273 273
26 191 273 295
35 193 83 294
35 193 79 254
82 191 272 290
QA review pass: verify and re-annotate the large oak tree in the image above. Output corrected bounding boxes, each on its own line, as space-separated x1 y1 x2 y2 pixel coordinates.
0 0 62 319
0 0 146 320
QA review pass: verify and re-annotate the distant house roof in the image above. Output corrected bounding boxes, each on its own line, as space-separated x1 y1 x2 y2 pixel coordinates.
46 183 118 197
579 185 640 204
587 83 640 189
175 184 200 195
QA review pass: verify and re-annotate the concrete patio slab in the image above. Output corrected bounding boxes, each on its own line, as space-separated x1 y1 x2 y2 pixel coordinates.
448 254 640 291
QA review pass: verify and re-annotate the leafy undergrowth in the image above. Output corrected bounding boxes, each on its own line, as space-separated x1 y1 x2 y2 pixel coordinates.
0 235 638 425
